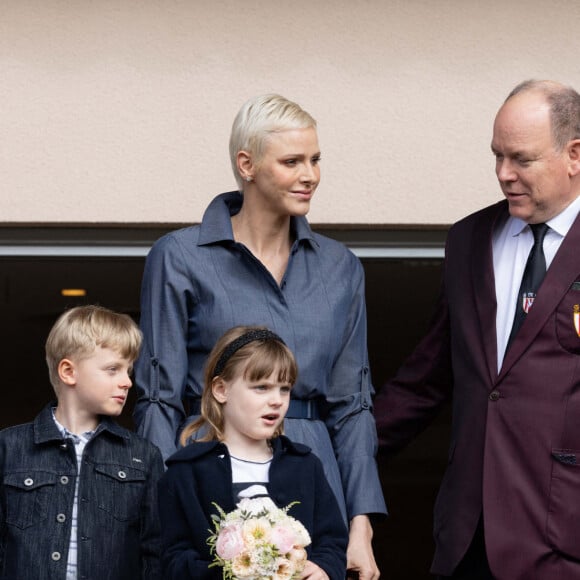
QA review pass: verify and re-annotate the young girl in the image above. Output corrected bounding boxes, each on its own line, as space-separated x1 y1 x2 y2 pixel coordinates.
157 326 347 579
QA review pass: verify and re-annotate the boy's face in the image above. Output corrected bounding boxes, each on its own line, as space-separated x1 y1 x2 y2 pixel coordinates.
66 346 133 417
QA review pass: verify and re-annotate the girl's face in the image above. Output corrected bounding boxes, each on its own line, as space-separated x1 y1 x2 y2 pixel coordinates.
213 367 291 450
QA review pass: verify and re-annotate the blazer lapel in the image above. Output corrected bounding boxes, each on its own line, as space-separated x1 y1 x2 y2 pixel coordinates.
499 210 580 378
471 203 506 384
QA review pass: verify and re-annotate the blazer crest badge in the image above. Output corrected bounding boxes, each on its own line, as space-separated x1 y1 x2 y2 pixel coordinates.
522 292 536 314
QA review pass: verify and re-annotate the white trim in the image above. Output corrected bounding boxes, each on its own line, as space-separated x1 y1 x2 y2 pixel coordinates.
0 244 444 259
0 246 150 257
351 247 444 259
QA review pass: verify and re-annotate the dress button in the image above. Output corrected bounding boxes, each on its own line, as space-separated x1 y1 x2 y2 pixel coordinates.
60 476 69 485
24 478 33 487
489 390 500 401
51 552 61 561
56 513 66 523
118 471 127 479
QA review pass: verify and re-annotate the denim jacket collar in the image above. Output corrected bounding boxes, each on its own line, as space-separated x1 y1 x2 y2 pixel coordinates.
33 403 129 446
197 191 318 248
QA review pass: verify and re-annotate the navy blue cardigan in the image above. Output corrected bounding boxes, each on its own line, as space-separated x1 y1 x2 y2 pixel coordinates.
158 436 347 579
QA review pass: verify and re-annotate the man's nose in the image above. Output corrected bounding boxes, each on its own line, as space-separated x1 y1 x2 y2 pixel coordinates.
497 159 517 182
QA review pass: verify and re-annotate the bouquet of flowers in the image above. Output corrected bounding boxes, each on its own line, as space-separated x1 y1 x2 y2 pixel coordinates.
207 496 312 580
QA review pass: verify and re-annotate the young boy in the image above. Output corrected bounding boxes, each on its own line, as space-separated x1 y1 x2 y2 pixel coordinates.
0 305 163 580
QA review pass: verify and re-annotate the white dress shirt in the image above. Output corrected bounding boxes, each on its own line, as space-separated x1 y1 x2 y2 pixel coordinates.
493 195 580 371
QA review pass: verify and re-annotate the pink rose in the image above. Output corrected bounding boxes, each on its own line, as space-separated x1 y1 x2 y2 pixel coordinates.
216 524 245 560
271 524 296 554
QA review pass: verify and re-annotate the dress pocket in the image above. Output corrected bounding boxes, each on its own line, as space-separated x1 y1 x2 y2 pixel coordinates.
547 448 580 559
3 470 56 529
93 463 146 522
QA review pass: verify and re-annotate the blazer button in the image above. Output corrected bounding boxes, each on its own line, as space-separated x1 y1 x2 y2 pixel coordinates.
56 513 66 523
489 390 500 402
51 552 61 561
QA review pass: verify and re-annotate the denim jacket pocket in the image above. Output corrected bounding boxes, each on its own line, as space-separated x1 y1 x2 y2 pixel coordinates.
93 463 147 522
4 470 56 529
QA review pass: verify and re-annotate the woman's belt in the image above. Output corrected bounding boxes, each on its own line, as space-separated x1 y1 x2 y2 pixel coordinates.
186 397 320 420
286 399 320 420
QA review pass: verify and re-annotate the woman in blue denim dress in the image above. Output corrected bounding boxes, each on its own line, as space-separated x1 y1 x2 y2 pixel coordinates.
134 94 387 579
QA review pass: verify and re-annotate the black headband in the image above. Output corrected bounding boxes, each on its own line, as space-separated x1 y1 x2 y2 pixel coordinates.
213 329 286 377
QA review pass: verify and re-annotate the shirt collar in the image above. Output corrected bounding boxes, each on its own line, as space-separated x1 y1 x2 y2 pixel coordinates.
509 194 580 238
51 407 96 444
548 194 580 238
197 191 318 248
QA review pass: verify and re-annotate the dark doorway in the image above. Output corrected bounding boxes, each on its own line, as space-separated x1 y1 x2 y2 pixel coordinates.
0 247 449 579
0 256 144 427
365 258 450 577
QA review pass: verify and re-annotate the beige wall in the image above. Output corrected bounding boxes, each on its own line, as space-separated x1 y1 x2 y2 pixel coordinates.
2 0 580 226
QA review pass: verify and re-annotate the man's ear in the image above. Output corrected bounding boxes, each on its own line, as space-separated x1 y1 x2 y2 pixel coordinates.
212 377 228 404
567 139 580 177
58 359 77 386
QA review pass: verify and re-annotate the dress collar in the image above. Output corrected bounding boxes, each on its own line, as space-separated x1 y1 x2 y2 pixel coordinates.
197 191 318 248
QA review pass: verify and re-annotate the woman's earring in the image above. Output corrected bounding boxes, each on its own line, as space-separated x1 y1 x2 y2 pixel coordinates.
245 176 253 182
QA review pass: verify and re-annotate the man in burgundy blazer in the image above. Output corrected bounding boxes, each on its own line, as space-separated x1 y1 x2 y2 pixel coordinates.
375 80 580 579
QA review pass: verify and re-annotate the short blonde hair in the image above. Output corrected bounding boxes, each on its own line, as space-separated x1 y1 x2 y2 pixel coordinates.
180 325 298 445
45 305 142 388
229 94 317 190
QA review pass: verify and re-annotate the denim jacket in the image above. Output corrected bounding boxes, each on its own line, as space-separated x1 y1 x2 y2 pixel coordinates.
0 404 163 580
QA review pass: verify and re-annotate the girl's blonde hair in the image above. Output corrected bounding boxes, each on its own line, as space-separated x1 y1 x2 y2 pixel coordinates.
180 326 298 445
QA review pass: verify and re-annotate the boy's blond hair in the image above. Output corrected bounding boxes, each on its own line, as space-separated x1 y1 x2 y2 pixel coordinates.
45 305 142 389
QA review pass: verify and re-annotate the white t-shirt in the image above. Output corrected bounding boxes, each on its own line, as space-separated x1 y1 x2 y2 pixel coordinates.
230 455 272 502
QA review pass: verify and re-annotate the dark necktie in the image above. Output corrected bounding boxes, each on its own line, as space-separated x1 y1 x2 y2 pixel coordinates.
507 223 549 348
